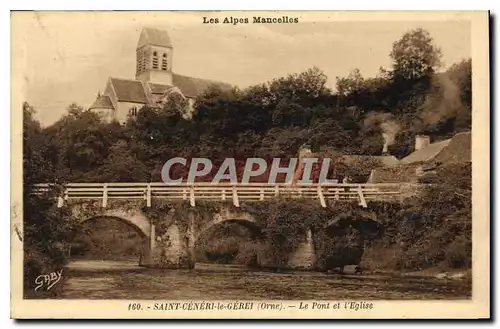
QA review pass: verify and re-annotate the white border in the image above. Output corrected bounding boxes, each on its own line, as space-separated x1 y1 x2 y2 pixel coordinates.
4 2 496 328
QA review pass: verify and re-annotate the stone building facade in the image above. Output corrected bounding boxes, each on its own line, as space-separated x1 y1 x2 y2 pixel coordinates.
89 28 232 123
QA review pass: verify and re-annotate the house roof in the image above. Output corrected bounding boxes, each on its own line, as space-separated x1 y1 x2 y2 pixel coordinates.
369 131 472 183
400 139 451 165
89 95 114 110
109 78 149 104
367 164 421 183
433 131 471 164
172 74 232 98
137 28 172 48
340 155 400 167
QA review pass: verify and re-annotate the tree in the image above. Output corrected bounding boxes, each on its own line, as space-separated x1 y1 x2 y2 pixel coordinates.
85 140 150 182
45 104 131 181
23 103 79 297
335 68 364 97
390 28 442 81
267 67 330 106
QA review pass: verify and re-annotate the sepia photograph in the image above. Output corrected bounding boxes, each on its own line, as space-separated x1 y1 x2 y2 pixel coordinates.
10 10 489 319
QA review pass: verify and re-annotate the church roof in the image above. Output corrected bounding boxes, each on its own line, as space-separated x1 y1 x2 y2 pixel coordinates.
109 78 149 103
148 82 176 95
89 95 114 110
172 73 232 98
102 75 231 106
138 28 172 48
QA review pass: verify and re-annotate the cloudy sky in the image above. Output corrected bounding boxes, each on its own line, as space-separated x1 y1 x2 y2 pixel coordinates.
12 11 471 126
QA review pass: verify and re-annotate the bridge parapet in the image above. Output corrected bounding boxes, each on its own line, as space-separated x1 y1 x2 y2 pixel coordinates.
34 182 405 209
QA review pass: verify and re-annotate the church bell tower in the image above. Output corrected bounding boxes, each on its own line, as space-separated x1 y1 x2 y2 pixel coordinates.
135 28 173 85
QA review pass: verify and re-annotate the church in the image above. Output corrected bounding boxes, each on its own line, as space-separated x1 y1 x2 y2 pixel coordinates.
89 28 232 123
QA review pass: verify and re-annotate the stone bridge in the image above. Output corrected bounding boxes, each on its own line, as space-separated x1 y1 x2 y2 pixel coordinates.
40 182 409 269
69 201 326 269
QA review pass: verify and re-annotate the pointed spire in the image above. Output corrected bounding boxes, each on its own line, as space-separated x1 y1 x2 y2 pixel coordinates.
137 28 172 48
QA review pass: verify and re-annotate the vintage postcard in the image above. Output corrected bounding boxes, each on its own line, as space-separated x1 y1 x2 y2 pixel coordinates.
11 11 490 319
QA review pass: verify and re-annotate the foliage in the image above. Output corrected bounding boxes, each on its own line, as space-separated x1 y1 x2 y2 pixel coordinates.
362 163 471 271
23 28 472 275
33 28 470 186
23 103 81 298
244 200 327 268
390 28 442 81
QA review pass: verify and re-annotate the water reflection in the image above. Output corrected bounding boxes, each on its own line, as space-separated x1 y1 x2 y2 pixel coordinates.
56 260 471 300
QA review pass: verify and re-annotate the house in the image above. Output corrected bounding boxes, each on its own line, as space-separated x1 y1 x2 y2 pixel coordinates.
339 154 400 183
311 143 401 183
399 135 451 165
89 28 232 124
368 131 471 183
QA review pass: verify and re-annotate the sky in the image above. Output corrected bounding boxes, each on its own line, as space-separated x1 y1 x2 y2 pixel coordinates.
12 11 471 126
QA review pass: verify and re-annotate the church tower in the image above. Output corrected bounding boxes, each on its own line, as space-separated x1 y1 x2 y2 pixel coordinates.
135 28 173 85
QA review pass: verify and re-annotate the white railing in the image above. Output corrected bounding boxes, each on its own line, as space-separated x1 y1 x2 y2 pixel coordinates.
33 182 404 208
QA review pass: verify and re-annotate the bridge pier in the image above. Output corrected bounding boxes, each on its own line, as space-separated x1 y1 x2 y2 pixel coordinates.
150 222 194 269
287 229 316 270
139 237 153 267
139 223 155 267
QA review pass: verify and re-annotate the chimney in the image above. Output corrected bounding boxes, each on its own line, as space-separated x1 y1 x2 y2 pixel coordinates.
298 143 312 158
382 142 389 155
293 144 312 184
415 135 430 151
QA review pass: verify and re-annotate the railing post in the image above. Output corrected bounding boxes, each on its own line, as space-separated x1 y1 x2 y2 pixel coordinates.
357 185 367 208
221 189 226 201
146 184 151 207
232 185 240 207
57 195 64 208
189 185 195 207
102 183 108 208
259 188 264 201
274 185 280 197
150 221 156 250
398 183 402 204
317 185 326 208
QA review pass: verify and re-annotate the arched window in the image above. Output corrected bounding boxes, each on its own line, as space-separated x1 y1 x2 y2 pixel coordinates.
161 56 168 71
137 50 145 74
152 51 158 69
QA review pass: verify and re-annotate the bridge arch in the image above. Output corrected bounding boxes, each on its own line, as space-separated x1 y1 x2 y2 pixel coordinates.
70 204 152 238
193 209 262 245
69 203 154 266
325 214 383 237
81 215 149 238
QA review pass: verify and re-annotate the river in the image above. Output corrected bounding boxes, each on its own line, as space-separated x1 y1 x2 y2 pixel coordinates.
56 260 471 300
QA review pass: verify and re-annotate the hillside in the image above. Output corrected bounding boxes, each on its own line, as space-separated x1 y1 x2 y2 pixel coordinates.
22 28 472 286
